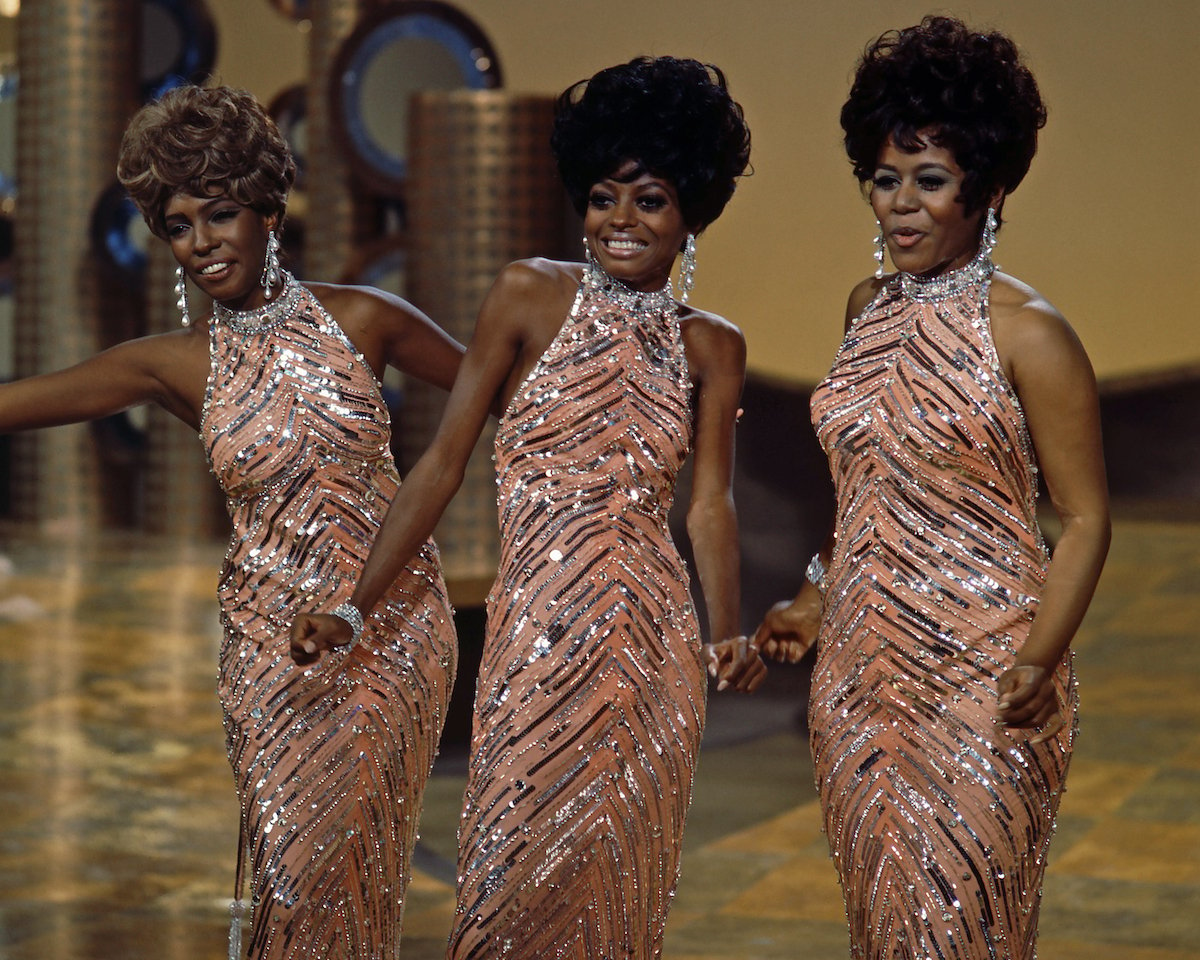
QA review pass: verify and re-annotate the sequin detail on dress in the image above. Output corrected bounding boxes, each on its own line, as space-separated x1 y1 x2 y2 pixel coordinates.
809 260 1076 960
202 275 457 960
447 265 703 959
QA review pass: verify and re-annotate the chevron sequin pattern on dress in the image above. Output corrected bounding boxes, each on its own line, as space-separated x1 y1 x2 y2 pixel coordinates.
808 261 1076 960
447 266 705 960
202 275 456 959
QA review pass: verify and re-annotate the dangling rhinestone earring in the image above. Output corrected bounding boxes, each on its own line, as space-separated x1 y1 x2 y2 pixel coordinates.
979 207 999 260
583 236 597 267
873 221 886 279
175 264 191 327
678 233 697 302
261 229 281 298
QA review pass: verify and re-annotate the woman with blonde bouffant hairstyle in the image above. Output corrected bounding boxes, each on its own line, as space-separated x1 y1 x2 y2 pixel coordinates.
2 83 468 959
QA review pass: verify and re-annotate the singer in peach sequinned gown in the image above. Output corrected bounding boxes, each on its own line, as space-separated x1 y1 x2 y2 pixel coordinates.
0 85 465 960
755 19 1109 960
290 57 764 960
204 274 457 959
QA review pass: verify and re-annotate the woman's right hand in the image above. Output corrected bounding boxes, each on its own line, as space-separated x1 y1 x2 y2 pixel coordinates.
753 588 821 663
290 613 355 665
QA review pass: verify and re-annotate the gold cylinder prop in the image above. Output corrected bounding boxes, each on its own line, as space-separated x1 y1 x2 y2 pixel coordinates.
12 0 139 530
403 91 567 601
141 242 226 538
305 0 378 282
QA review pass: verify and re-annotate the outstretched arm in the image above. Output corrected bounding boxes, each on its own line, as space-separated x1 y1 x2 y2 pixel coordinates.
0 332 206 433
684 313 765 694
992 287 1110 741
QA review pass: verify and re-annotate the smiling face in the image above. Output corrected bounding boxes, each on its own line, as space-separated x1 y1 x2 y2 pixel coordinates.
869 132 1000 277
583 162 691 292
163 193 277 311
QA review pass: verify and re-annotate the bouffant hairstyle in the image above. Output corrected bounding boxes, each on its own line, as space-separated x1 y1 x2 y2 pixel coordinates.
841 16 1046 216
551 56 751 232
117 84 296 239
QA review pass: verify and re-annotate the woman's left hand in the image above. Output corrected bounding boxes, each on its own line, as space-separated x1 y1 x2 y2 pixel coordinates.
290 612 356 665
997 664 1063 744
704 636 767 693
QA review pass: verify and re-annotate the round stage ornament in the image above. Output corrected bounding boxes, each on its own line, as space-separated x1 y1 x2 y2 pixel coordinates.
141 0 218 102
331 1 502 198
90 182 151 280
0 69 16 298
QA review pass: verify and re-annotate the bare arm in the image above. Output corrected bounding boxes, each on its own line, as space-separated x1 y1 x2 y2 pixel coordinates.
991 279 1111 736
754 526 833 664
684 312 764 694
0 332 207 432
307 283 465 392
290 262 543 661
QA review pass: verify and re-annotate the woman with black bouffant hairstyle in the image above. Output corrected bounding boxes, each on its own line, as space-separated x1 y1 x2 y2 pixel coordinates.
291 55 763 957
755 16 1109 959
552 55 751 235
0 84 468 960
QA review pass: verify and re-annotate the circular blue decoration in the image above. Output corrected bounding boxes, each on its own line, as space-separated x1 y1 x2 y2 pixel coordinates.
140 0 218 102
0 70 17 203
268 84 308 191
90 182 148 280
333 2 502 196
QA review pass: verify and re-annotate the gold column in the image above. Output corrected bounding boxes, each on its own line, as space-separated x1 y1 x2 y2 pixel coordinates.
141 242 225 538
12 0 139 530
305 0 376 282
404 91 567 602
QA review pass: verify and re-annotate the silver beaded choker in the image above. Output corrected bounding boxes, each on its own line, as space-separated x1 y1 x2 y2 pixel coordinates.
900 247 995 303
212 271 303 335
583 259 675 314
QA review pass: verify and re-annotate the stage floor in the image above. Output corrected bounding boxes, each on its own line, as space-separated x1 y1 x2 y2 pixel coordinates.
0 518 1196 959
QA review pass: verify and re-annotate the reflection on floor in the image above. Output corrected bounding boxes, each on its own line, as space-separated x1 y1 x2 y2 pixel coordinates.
0 518 1196 959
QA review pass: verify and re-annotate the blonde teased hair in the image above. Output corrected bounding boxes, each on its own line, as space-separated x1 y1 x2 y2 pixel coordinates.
117 84 296 239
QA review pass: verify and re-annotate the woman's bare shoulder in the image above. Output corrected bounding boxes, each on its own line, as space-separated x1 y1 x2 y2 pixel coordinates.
680 305 745 378
492 257 582 298
989 271 1074 342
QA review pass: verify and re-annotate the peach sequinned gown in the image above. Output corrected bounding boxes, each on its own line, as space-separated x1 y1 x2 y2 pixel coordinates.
447 264 705 959
202 274 457 960
809 255 1076 960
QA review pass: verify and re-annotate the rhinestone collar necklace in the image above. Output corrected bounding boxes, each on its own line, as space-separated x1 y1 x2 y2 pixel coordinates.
212 271 302 334
583 259 675 314
900 247 995 302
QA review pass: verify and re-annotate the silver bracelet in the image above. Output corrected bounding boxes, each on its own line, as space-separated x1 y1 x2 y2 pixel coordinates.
805 553 828 595
330 602 365 645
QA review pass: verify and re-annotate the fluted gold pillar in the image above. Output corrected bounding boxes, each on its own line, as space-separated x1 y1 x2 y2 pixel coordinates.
141 242 226 538
305 0 378 282
12 0 139 530
404 91 567 601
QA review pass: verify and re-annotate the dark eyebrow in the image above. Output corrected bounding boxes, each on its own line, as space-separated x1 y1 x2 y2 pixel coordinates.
872 162 955 175
164 197 233 221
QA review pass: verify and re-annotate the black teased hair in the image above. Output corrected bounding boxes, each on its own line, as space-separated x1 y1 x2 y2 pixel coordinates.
841 16 1046 214
551 56 751 232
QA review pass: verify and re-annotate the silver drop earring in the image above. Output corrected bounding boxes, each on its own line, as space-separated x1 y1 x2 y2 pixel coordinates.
175 264 191 327
979 207 999 260
678 233 697 302
873 221 886 279
261 229 281 298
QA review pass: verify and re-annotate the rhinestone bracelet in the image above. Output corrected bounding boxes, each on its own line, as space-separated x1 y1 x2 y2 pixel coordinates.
330 602 364 645
805 553 828 595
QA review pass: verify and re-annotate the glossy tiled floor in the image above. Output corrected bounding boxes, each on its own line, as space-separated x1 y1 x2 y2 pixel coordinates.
0 518 1196 959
